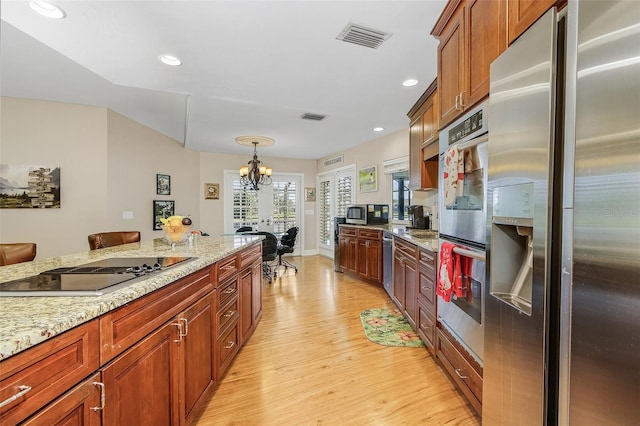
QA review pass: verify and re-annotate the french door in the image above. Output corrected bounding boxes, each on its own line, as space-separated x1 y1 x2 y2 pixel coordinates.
317 165 355 258
224 171 302 255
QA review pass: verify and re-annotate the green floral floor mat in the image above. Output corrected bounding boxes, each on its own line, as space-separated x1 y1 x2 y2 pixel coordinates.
359 308 425 347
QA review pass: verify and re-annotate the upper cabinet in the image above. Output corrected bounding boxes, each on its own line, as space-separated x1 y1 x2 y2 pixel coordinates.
432 0 507 129
507 0 562 45
408 79 439 191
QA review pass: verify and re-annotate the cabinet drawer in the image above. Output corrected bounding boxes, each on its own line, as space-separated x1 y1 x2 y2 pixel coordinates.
216 323 240 381
339 226 357 237
217 254 238 283
416 299 436 352
217 276 239 309
100 268 212 363
418 268 436 309
418 248 436 272
394 237 418 260
436 328 482 413
357 229 381 240
0 320 100 425
239 243 261 269
216 296 240 336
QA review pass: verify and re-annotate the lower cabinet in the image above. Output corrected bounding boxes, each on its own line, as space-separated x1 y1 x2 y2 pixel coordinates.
1 242 264 426
392 237 418 328
436 327 483 415
339 226 383 284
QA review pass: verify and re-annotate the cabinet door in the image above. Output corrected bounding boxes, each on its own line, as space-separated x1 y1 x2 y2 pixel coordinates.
339 237 357 274
21 374 102 426
464 0 507 109
422 89 439 147
392 253 406 310
181 294 215 425
409 115 423 190
403 260 418 328
252 260 263 327
101 321 181 426
437 8 464 128
240 267 254 342
366 240 382 283
508 0 558 45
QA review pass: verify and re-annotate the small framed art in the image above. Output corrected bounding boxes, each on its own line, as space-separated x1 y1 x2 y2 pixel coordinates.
204 183 219 200
359 165 378 193
305 187 316 202
156 174 171 195
153 200 175 230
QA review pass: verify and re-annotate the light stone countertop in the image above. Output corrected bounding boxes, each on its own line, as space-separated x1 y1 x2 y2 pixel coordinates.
0 235 262 361
339 223 440 252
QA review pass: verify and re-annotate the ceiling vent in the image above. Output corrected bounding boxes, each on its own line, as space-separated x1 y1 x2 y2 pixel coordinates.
336 23 392 49
300 113 327 121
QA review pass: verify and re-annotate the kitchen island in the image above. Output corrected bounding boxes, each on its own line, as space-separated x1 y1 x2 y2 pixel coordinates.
0 234 263 425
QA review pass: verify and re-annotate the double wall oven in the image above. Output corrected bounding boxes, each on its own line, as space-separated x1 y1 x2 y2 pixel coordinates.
437 100 488 365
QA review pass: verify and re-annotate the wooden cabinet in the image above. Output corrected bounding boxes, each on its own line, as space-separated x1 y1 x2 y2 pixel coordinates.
392 237 418 328
240 256 262 344
408 79 439 191
417 248 437 352
21 373 102 426
432 0 507 129
0 320 100 425
508 0 562 44
339 226 383 284
101 319 181 425
0 242 263 426
356 229 382 283
436 326 483 414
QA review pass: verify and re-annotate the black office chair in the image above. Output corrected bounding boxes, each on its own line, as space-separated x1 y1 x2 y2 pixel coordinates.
249 231 278 284
273 227 299 277
236 226 254 233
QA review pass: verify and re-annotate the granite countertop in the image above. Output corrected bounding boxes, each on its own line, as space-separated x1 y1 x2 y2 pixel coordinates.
0 235 262 361
339 223 440 252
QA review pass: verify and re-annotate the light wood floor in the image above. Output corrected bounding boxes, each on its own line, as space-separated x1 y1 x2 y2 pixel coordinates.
194 255 480 426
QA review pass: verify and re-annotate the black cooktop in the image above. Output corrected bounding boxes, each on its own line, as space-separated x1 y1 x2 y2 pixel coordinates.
0 257 194 297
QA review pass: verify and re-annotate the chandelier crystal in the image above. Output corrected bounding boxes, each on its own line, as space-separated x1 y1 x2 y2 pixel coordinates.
237 137 274 191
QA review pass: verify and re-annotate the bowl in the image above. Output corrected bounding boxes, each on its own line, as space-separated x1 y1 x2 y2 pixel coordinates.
162 223 191 244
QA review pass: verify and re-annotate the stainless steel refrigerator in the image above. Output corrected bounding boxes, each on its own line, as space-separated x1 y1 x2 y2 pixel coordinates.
484 1 639 425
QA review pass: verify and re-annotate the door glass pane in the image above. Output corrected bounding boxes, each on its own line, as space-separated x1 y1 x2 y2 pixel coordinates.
392 170 411 221
319 179 331 246
232 180 259 231
272 180 297 234
336 174 352 217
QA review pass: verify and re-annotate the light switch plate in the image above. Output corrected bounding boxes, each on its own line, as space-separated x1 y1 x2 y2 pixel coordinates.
122 211 134 220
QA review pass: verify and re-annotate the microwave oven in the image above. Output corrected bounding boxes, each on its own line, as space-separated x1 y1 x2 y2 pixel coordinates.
346 204 389 225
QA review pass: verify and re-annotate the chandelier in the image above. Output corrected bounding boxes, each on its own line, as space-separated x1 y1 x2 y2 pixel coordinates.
236 136 274 191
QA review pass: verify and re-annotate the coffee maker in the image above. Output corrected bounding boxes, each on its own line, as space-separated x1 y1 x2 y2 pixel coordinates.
408 205 429 229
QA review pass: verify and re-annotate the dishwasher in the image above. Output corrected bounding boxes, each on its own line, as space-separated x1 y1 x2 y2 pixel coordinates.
382 231 393 296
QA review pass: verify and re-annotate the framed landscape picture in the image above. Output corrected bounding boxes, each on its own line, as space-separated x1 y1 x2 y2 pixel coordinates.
153 200 175 230
156 174 171 195
359 165 378 193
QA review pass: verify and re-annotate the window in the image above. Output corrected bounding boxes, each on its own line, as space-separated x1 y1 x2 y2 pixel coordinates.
232 181 259 230
392 170 411 221
272 180 297 234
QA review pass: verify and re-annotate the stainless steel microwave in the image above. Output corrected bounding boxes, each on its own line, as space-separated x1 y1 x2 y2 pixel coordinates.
346 204 389 225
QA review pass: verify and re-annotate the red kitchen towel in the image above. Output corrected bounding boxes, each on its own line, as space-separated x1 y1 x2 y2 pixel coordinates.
437 242 457 302
443 146 460 207
454 255 472 299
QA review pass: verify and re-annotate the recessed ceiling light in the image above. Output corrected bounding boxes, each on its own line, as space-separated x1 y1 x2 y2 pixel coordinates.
158 54 182 66
29 1 66 19
373 127 384 132
402 79 419 87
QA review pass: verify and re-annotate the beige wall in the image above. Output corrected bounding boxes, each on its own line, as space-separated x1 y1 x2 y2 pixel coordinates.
1 97 318 259
199 152 318 253
0 97 109 257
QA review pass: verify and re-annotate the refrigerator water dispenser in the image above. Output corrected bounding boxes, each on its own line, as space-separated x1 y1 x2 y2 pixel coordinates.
490 183 534 315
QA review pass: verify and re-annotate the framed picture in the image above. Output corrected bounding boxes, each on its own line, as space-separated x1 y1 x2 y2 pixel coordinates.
0 164 61 208
156 174 171 195
153 200 175 230
204 183 219 200
304 187 316 202
359 165 378 193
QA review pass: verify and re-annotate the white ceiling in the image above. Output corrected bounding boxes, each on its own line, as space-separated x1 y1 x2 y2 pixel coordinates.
1 0 445 160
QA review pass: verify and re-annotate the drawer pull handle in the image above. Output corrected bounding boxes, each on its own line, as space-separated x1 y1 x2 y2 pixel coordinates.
223 310 235 318
223 287 236 294
224 341 235 349
91 382 105 411
454 368 469 380
180 318 188 337
172 322 183 343
0 385 32 409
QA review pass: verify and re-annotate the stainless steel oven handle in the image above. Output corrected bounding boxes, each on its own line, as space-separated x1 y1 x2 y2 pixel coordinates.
452 247 486 261
456 133 488 151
